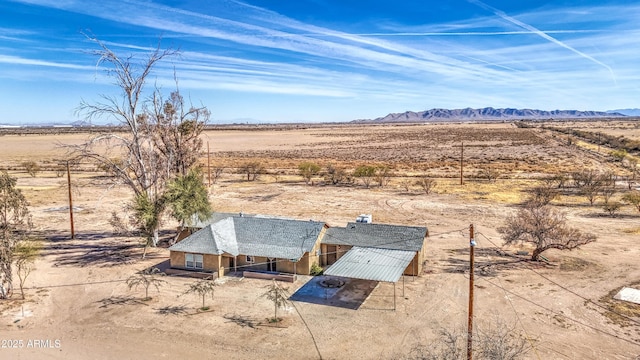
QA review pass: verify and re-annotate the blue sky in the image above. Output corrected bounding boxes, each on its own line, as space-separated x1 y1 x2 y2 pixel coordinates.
1 0 639 124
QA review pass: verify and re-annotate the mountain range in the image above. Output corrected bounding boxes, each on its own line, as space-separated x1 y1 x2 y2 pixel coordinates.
355 107 628 123
607 108 640 116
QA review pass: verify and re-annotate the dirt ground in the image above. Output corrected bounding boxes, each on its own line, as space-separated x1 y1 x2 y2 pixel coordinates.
0 123 639 359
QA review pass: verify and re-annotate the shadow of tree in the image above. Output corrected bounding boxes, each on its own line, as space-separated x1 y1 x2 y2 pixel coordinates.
223 313 261 329
35 229 172 268
442 247 529 275
155 305 188 316
97 296 148 308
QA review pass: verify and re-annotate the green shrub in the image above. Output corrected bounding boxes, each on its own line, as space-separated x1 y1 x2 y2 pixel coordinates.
310 263 323 276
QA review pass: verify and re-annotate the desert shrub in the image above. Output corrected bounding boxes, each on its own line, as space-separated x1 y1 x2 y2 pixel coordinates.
210 166 224 185
374 165 392 187
310 263 323 276
399 178 412 192
603 201 622 217
476 167 501 182
528 185 558 207
239 161 264 181
610 149 628 162
622 191 640 212
353 165 376 188
298 162 321 185
22 161 40 177
415 177 436 194
325 164 348 185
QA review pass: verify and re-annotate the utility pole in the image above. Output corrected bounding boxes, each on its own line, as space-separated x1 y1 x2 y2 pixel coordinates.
467 224 475 360
66 160 75 239
460 141 464 185
207 141 211 188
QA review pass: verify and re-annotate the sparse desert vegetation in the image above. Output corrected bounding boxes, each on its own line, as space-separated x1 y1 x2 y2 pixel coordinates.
0 121 639 359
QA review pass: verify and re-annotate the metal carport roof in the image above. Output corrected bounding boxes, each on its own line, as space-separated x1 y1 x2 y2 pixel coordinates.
323 246 415 283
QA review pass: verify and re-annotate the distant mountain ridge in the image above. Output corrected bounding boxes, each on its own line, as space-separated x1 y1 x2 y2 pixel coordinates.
607 108 640 116
356 107 626 123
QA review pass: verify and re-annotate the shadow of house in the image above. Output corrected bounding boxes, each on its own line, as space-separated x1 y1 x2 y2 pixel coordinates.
168 215 327 278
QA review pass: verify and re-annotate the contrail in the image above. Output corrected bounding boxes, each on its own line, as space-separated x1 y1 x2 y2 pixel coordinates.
467 0 616 83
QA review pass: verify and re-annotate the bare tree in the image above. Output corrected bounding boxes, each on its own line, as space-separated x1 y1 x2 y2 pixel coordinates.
325 164 348 185
374 165 392 187
603 201 622 217
71 35 208 248
405 318 532 360
22 161 40 178
542 174 568 189
182 278 217 310
498 202 596 261
626 157 638 180
415 177 436 195
528 184 558 207
126 267 166 300
261 280 290 324
399 178 412 192
477 167 501 182
239 161 264 181
210 166 224 185
600 186 616 205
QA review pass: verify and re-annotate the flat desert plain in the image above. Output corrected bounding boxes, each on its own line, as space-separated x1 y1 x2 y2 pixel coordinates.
0 122 639 359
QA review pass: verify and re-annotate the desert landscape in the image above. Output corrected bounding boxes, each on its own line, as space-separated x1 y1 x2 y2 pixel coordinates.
0 121 639 359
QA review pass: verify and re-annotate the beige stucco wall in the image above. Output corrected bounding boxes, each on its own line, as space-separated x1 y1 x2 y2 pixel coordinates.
170 226 328 277
170 251 222 276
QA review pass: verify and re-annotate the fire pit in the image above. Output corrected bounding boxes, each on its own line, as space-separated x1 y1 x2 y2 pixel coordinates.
319 278 345 288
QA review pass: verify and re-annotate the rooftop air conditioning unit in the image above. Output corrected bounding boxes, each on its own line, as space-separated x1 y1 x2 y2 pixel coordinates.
356 214 372 223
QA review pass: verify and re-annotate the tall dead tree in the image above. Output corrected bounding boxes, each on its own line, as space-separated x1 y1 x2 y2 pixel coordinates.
72 35 209 249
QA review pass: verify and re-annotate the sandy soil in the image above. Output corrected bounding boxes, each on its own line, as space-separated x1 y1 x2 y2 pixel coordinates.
0 123 639 360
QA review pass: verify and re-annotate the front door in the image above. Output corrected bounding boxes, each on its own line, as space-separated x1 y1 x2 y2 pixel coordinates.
327 245 337 265
267 258 276 272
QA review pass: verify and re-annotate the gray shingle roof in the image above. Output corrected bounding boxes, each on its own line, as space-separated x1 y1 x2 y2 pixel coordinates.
169 216 326 260
169 224 221 255
190 212 254 228
323 222 427 252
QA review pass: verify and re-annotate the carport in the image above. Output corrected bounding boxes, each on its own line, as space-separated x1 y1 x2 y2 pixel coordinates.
323 246 415 310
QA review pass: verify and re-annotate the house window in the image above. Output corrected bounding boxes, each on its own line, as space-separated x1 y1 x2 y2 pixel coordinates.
185 253 203 269
246 255 254 263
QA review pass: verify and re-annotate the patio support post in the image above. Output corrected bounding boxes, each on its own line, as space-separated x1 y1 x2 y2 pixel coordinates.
413 255 416 281
393 282 396 311
403 275 405 297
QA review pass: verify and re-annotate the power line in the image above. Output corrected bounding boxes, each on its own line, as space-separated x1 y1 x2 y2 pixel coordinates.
479 276 640 347
475 231 640 327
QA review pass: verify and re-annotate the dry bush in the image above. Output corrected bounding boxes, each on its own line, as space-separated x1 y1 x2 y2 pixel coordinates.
22 161 40 177
404 318 533 360
415 177 436 194
210 166 224 185
603 201 622 217
239 161 264 181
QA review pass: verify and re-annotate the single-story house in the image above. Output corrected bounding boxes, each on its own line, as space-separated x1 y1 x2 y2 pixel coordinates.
321 222 429 278
175 212 255 242
168 215 327 277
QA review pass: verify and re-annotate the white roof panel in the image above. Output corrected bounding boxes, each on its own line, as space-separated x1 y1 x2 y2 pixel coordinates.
324 246 415 283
